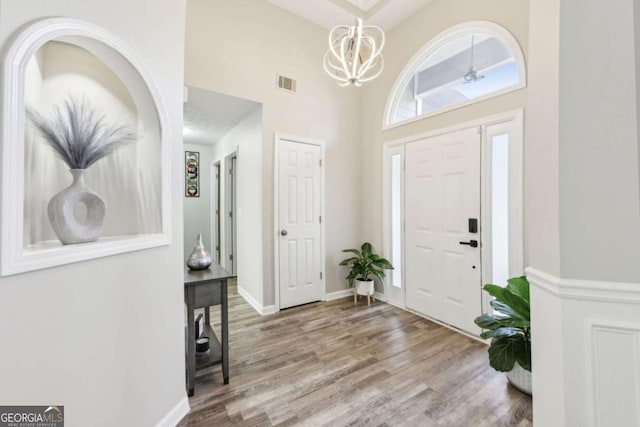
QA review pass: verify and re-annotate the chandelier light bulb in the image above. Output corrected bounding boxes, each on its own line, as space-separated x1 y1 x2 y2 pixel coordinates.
323 18 385 87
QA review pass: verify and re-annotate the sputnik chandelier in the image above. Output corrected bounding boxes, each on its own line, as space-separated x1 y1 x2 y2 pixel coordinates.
323 18 385 87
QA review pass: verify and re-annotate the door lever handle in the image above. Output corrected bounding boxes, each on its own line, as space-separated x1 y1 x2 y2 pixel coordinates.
459 240 478 248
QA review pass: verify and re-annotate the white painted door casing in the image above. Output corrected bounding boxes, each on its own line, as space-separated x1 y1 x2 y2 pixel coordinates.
383 144 405 307
225 153 237 274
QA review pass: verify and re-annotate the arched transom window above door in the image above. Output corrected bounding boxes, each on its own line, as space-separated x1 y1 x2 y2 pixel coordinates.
384 21 526 129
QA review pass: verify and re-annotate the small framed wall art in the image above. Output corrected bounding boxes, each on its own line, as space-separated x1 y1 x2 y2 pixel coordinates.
185 151 199 197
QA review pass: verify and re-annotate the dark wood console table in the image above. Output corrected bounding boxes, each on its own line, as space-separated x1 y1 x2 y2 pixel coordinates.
184 264 235 397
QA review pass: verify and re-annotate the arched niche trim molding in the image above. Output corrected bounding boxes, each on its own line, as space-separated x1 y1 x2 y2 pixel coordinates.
383 21 527 130
1 17 172 276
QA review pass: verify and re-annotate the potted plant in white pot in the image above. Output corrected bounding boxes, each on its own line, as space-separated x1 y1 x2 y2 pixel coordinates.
474 276 532 395
339 242 393 305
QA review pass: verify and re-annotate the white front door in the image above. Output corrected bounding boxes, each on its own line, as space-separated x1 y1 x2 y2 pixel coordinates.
405 126 481 334
278 139 323 309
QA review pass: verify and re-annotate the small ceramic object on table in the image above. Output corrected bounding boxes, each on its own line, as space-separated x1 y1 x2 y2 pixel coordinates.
187 234 212 270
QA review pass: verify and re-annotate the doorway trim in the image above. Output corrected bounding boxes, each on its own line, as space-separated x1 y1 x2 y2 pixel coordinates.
382 108 524 320
210 161 222 264
273 133 326 312
382 142 405 308
224 150 238 274
480 112 524 312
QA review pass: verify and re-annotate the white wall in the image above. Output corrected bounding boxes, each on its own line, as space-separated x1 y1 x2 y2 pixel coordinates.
526 0 640 280
0 1 187 426
213 108 264 305
183 143 213 258
558 0 640 282
185 0 362 304
525 0 561 279
637 2 640 209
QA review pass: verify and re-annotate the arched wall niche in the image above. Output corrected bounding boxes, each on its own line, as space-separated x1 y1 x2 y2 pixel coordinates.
1 17 172 276
383 21 527 130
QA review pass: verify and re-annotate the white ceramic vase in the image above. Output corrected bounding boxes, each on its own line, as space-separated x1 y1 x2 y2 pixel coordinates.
507 362 532 395
48 169 106 244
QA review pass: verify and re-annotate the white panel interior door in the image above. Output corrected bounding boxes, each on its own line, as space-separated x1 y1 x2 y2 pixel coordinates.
405 127 481 334
278 140 322 309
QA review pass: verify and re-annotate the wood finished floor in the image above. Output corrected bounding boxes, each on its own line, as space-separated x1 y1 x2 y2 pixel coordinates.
179 290 532 427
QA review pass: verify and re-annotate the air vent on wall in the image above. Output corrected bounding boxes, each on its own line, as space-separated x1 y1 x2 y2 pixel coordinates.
277 74 297 93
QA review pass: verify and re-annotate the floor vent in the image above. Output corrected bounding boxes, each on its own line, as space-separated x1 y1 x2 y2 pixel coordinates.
277 74 297 93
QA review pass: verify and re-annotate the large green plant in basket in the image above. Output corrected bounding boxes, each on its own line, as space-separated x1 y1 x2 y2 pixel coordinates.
474 276 531 373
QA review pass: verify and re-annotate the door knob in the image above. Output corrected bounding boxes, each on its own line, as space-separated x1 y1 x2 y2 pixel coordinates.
280 229 288 236
459 240 478 248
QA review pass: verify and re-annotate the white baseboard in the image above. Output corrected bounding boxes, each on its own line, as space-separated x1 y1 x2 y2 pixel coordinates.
384 299 404 309
323 289 353 301
237 285 277 316
237 285 261 313
323 289 387 302
155 396 189 427
262 304 278 315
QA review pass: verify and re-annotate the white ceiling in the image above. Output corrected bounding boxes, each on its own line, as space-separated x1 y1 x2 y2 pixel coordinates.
183 87 260 146
264 0 433 30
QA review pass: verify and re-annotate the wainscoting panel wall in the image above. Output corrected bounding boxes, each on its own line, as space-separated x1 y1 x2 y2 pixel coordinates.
586 321 640 427
527 268 640 427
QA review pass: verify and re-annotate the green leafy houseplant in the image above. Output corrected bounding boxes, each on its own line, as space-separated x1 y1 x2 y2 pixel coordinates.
474 276 531 373
339 242 393 287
